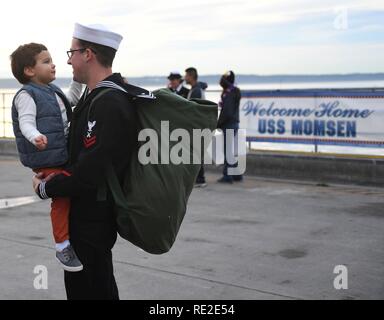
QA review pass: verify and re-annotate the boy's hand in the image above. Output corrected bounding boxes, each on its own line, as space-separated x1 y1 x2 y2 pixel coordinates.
34 135 48 150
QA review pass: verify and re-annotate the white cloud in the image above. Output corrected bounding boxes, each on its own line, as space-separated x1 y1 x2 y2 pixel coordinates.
1 0 383 78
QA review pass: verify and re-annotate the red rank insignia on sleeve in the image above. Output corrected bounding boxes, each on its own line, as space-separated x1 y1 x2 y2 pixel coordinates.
84 120 97 148
83 136 96 148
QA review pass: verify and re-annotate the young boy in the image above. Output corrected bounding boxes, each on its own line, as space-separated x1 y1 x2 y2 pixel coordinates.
10 43 83 272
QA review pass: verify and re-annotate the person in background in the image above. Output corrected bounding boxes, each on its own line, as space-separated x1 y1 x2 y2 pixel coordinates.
185 67 207 100
184 67 208 187
167 71 189 99
217 70 243 183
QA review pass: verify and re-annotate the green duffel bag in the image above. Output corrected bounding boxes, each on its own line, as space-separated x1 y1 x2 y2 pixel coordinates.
92 86 218 254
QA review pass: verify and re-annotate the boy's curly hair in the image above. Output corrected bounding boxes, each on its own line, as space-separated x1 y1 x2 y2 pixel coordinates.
10 43 47 84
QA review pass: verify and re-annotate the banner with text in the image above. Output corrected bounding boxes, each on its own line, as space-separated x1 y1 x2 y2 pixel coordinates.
240 89 384 148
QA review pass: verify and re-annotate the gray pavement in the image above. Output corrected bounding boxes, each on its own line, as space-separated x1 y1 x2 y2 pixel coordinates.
0 156 383 300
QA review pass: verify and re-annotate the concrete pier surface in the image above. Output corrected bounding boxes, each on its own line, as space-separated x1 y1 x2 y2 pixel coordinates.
0 156 383 300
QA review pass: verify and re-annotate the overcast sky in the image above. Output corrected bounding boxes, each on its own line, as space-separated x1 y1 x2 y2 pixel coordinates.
1 0 384 78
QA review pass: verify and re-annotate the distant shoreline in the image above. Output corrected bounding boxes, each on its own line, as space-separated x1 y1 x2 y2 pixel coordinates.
1 73 384 89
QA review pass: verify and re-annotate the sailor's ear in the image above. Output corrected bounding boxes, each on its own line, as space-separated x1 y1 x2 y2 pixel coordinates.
84 48 95 63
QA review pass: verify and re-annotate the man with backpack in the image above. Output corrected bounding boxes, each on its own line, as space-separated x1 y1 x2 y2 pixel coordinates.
32 22 140 300
32 23 219 300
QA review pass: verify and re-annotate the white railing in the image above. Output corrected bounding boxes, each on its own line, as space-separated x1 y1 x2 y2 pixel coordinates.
0 89 223 139
0 91 15 138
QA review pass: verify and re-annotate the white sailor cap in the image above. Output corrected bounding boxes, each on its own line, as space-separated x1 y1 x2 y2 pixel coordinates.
73 23 123 50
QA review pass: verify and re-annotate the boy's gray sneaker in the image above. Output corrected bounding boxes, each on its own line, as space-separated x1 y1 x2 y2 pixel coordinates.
56 245 83 272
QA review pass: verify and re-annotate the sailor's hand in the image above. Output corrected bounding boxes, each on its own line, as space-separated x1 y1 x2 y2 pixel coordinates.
32 172 44 193
32 172 57 197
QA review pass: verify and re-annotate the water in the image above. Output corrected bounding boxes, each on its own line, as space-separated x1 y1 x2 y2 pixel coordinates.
2 80 384 157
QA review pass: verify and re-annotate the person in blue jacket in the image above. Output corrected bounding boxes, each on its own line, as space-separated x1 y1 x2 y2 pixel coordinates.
217 70 243 183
